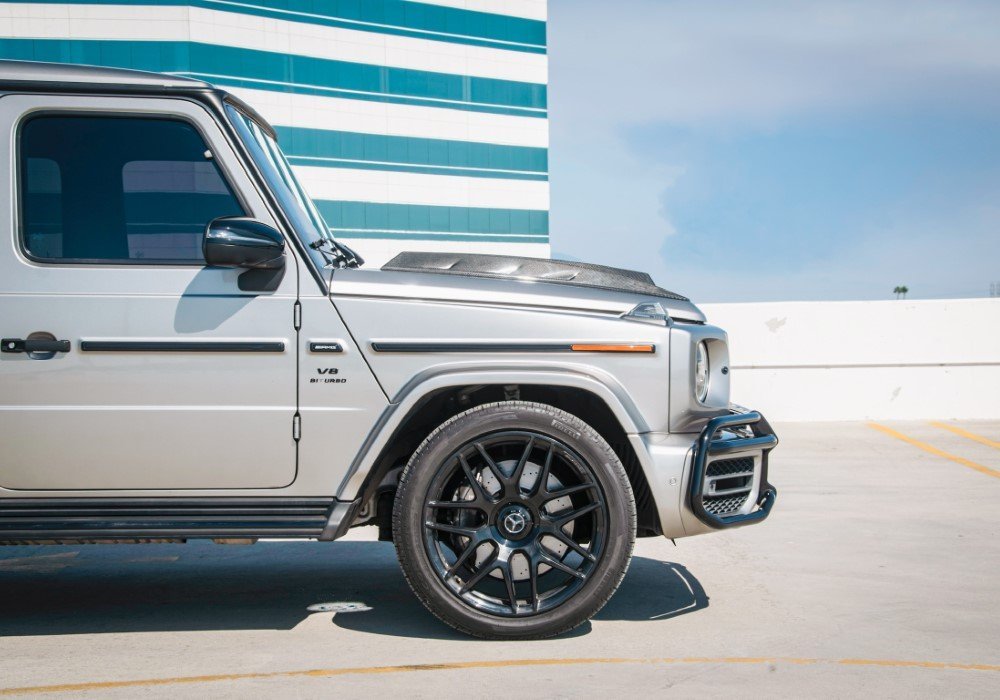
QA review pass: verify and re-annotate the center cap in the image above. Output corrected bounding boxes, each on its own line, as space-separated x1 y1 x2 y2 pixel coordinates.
497 504 533 540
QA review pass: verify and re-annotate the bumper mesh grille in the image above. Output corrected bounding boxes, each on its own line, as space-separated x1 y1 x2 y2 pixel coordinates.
703 493 750 516
706 457 754 477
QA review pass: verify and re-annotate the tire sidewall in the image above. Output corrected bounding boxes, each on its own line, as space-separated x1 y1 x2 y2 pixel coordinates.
394 401 636 639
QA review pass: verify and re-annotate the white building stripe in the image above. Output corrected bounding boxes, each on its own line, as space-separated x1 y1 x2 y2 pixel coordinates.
293 165 550 210
0 3 188 39
409 0 547 22
229 87 549 148
1 4 547 84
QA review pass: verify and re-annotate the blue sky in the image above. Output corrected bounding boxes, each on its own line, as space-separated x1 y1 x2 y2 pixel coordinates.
548 0 1000 301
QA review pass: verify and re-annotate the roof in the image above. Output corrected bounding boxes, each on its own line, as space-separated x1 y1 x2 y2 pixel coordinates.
0 60 210 91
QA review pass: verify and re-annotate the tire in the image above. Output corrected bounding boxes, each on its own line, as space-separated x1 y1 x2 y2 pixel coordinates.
392 401 636 639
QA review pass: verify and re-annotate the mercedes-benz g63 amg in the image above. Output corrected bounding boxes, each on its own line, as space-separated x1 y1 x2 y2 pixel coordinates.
0 61 777 639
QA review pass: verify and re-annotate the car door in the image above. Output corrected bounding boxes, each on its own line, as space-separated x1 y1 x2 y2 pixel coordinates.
0 94 299 491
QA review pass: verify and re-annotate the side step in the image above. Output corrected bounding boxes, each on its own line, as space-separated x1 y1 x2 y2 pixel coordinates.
0 497 335 541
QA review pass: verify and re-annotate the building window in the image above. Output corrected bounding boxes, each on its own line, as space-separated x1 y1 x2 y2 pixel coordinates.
19 114 244 263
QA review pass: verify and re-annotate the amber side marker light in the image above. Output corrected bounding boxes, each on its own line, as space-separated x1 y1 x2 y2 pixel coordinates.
570 343 655 353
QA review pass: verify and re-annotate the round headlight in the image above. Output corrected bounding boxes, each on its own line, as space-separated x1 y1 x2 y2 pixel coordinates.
695 341 710 402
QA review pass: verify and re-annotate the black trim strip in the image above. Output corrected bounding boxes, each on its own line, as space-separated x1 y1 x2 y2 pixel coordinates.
0 497 336 540
0 528 323 539
80 340 285 352
371 342 573 353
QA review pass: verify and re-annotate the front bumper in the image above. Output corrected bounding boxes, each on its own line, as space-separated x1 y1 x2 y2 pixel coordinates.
689 408 778 529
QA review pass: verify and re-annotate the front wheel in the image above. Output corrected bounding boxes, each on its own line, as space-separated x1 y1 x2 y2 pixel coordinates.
392 401 636 639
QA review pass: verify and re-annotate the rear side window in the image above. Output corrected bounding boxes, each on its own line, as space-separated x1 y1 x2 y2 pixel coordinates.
19 115 245 263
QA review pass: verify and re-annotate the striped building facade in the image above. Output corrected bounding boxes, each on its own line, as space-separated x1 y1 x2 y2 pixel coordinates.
0 0 549 265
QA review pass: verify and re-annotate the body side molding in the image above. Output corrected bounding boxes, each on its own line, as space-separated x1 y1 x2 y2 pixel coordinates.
370 341 655 353
79 340 286 352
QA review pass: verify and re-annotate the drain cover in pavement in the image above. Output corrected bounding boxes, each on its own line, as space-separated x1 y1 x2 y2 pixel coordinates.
307 601 372 613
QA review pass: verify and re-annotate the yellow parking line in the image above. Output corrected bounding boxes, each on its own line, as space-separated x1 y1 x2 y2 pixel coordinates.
930 422 1000 450
2 656 999 695
868 423 1000 480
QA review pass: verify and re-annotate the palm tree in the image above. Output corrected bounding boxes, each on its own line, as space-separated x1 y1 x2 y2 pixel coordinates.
893 285 909 299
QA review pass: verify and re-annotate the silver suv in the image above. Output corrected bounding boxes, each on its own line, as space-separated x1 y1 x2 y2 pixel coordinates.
0 61 778 639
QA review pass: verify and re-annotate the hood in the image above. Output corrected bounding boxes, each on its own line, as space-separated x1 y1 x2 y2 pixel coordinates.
382 252 689 302
327 254 706 323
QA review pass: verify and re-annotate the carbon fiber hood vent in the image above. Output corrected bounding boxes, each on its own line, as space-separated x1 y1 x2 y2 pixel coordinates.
381 252 689 302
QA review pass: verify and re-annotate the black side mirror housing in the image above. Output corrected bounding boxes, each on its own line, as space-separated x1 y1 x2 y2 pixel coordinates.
204 217 286 269
204 217 287 292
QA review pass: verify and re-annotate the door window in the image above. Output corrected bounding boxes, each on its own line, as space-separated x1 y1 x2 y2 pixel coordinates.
19 115 244 263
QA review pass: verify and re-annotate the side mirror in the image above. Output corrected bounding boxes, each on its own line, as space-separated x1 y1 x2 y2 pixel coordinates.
204 217 286 292
204 217 285 269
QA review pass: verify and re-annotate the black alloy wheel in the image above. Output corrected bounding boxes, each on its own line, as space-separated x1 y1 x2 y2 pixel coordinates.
394 401 636 639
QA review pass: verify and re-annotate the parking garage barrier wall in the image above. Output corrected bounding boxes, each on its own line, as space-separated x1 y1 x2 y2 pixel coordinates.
700 298 1000 421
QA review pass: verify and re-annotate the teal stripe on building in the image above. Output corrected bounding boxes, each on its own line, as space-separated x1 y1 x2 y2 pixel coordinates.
0 39 547 117
13 0 547 53
277 126 548 180
316 201 548 243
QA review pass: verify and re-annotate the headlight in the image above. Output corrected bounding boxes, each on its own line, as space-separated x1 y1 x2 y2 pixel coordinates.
695 341 710 402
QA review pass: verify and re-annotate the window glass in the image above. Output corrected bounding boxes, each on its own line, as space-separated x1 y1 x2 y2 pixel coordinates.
22 158 62 258
19 115 244 263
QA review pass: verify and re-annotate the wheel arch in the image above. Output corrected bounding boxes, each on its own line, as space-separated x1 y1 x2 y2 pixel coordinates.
337 368 664 539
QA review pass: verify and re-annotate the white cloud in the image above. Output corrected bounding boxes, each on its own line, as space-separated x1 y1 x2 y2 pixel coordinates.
550 0 1000 129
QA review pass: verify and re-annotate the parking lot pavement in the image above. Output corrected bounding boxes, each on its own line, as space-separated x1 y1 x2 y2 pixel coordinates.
1 421 998 698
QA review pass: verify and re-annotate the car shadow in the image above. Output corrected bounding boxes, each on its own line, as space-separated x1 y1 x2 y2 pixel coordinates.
0 541 708 639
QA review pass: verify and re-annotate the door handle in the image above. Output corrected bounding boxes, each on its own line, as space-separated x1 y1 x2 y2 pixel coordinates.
1 338 71 354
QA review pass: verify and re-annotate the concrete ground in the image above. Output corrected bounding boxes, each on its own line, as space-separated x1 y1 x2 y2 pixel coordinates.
0 421 998 698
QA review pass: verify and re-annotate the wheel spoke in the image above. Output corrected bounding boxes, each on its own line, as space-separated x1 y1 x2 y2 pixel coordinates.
428 500 481 510
425 521 478 538
553 502 600 528
459 454 492 504
530 441 556 497
501 562 519 613
537 550 587 581
528 556 540 613
446 539 486 579
509 436 535 494
474 442 506 487
545 482 597 501
549 530 597 563
458 550 500 594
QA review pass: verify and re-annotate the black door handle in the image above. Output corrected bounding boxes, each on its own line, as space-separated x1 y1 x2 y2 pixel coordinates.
1 338 71 353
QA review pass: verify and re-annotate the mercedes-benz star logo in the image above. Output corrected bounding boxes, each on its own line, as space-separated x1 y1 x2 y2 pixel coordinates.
503 511 528 535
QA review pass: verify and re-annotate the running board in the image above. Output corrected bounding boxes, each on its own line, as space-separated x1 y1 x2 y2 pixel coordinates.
0 497 338 541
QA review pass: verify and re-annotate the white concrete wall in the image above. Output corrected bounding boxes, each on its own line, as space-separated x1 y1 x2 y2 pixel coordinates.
699 298 1000 421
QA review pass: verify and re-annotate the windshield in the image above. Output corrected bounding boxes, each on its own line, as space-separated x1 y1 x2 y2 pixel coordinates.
226 104 360 270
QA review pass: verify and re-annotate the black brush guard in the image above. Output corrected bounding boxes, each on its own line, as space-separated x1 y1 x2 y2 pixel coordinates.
690 409 778 529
